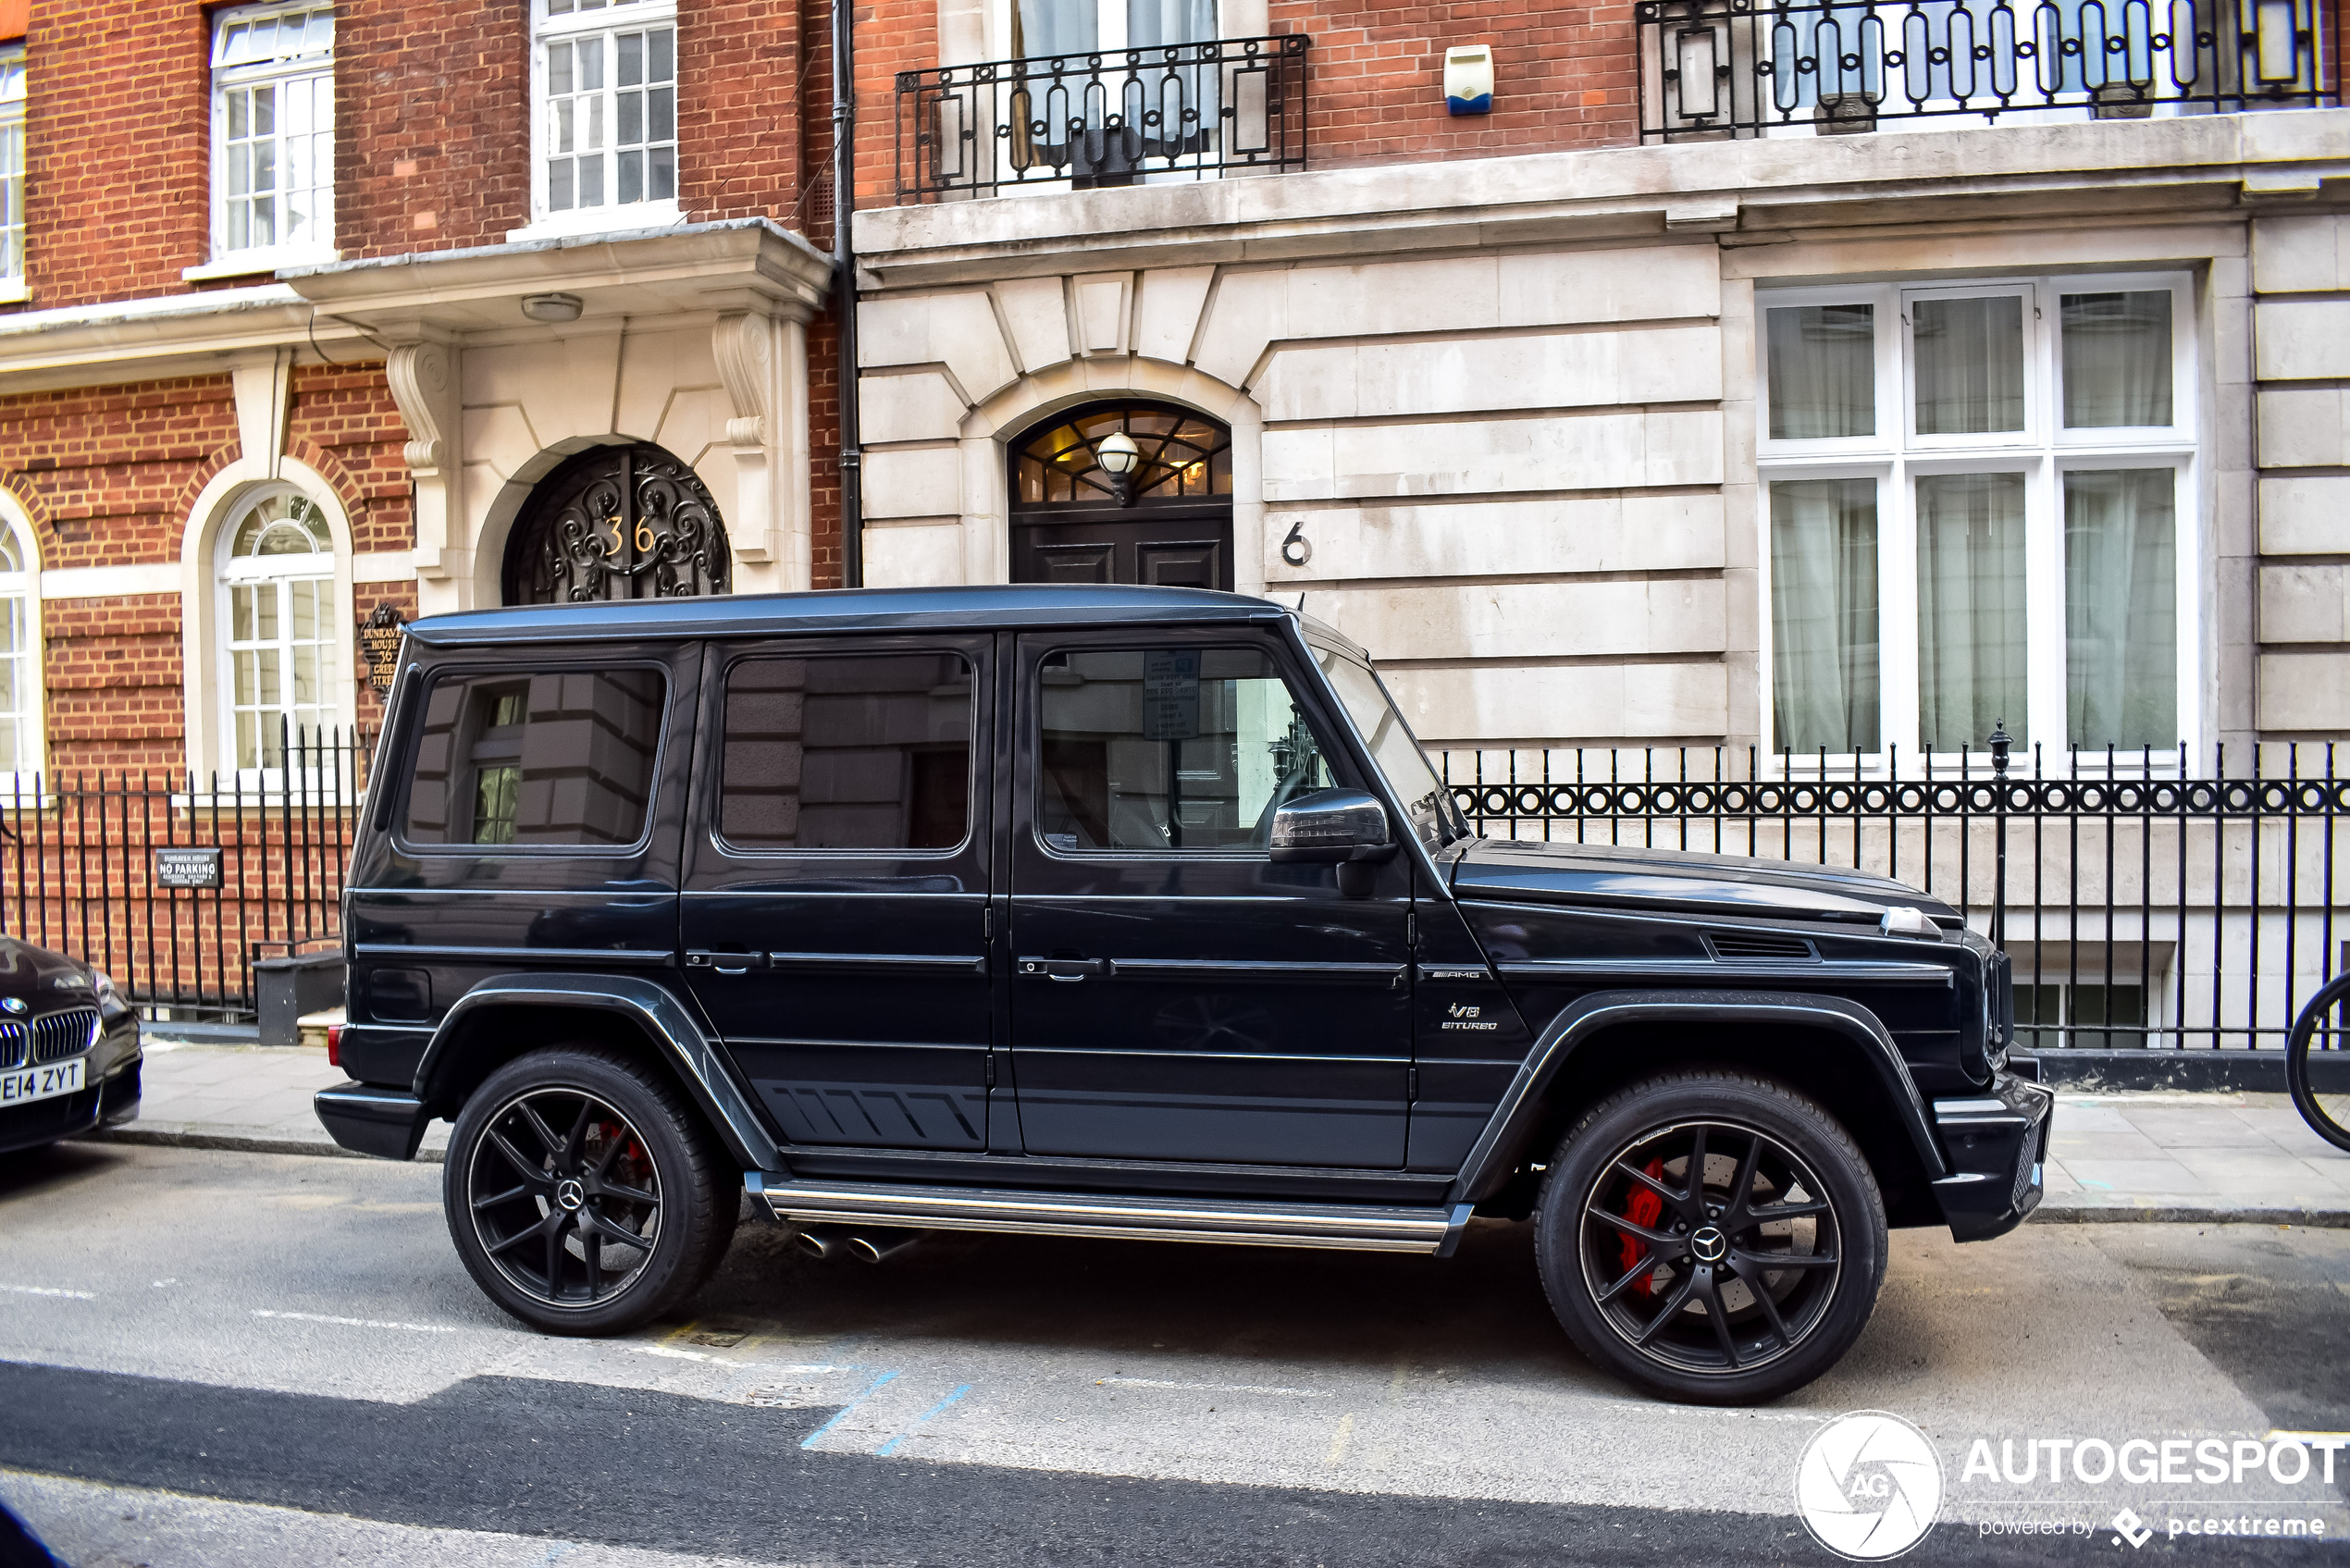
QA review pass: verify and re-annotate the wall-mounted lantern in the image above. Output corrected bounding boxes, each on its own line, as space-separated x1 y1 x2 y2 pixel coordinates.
1096 430 1143 506
359 603 408 694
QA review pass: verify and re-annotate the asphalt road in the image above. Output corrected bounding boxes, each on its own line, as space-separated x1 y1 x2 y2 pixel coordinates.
0 1141 2344 1567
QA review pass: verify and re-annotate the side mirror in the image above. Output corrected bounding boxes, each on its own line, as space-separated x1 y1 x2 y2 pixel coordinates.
1270 788 1393 865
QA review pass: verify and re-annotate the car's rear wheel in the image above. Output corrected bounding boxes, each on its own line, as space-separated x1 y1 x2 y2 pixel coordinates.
443 1045 736 1336
1533 1068 1886 1404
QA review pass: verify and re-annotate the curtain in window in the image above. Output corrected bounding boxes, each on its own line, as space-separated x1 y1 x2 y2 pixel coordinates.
1915 472 2027 752
1015 0 1097 56
1771 479 1881 755
1913 296 2024 435
1766 304 1875 439
2061 291 2172 428
2065 469 2177 749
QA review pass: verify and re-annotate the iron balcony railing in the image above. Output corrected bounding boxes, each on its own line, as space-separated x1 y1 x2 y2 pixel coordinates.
1638 0 2334 140
895 34 1310 201
1440 742 2349 1056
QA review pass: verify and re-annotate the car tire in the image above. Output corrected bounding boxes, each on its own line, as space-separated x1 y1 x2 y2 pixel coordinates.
1533 1067 1887 1405
443 1045 738 1337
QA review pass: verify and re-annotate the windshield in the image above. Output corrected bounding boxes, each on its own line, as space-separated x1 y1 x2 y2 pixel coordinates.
1314 647 1470 849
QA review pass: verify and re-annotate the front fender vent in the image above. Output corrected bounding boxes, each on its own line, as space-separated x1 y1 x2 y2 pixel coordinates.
1704 932 1817 963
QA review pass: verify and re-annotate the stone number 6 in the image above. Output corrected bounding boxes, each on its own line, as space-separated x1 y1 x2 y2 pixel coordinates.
1280 519 1312 568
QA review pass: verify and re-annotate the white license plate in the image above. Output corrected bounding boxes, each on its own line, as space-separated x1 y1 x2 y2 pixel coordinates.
0 1057 82 1106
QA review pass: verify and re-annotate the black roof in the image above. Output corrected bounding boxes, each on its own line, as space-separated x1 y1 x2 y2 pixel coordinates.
405 584 1362 653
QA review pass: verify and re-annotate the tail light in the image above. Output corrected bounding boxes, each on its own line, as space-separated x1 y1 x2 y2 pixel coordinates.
326 1023 343 1068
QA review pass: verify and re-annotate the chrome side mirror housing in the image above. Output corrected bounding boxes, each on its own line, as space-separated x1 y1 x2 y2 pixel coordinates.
1269 788 1393 865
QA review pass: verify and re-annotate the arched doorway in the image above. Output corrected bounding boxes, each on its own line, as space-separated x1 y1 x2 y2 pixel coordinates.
502 443 731 605
1008 401 1232 588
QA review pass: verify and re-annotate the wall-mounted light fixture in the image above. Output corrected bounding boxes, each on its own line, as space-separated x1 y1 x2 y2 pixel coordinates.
520 292 585 323
1444 45 1493 116
1096 430 1142 505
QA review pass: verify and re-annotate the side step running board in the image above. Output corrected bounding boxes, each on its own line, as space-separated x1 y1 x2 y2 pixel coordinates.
745 1174 1476 1257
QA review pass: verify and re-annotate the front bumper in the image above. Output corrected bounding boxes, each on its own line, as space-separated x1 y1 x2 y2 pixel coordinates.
315 1080 433 1160
1929 1068 2055 1242
3 1017 141 1154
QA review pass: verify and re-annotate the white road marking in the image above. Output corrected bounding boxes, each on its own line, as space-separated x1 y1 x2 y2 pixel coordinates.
250 1309 458 1334
1 1284 94 1300
1095 1377 1331 1398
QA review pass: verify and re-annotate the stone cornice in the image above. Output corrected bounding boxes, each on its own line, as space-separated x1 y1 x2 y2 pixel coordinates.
852 111 2350 288
0 218 834 396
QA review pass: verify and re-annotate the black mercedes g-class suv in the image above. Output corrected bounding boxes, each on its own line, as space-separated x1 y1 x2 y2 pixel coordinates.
317 584 2049 1403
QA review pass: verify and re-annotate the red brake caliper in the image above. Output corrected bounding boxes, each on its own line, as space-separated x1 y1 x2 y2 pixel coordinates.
1617 1157 1667 1296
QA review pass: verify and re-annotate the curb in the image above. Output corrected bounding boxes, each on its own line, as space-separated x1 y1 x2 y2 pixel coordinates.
2016 1049 2350 1093
79 1126 447 1165
2034 1202 2350 1228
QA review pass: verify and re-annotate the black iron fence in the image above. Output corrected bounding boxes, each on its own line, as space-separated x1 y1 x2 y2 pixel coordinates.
1441 742 2350 1054
1638 0 2334 140
895 34 1311 201
0 727 371 1022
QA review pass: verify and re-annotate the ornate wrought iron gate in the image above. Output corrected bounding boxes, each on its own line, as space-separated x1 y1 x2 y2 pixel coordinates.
503 443 732 604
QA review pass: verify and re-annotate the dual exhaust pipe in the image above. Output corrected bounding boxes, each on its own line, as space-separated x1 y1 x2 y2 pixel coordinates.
794 1225 919 1265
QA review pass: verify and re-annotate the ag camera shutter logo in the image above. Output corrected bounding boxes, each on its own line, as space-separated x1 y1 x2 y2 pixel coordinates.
1796 1411 1945 1561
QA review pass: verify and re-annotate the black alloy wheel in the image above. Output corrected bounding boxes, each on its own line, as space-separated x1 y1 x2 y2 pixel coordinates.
444 1046 737 1336
468 1086 663 1306
1535 1068 1886 1404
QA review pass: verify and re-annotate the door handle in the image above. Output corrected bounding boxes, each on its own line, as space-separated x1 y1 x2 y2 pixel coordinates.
1019 957 1107 982
686 950 766 976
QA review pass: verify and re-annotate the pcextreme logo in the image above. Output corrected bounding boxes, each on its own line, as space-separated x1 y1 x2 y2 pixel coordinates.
1796 1411 1946 1561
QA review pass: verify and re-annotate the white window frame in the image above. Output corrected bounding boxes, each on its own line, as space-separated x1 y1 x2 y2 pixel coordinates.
515 0 682 242
192 3 338 280
216 488 340 786
1755 272 2200 773
0 45 26 303
0 500 43 789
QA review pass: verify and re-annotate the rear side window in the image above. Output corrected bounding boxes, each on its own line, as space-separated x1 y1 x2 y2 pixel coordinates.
718 652 974 851
404 669 665 847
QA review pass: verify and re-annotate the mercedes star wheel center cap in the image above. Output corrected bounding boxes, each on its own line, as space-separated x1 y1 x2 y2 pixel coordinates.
555 1178 587 1212
1689 1225 1728 1264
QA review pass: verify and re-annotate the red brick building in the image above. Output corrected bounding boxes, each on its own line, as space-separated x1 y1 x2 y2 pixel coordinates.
0 0 2345 791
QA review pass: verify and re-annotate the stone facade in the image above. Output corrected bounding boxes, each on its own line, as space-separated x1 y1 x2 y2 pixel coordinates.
852 99 2350 749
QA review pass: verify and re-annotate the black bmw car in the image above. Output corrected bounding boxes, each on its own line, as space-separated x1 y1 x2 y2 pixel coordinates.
0 935 141 1156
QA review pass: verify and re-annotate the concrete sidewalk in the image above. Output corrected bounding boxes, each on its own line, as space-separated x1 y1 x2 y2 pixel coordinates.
80 1041 2350 1223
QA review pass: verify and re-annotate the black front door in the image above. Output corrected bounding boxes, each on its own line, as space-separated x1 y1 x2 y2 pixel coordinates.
1004 630 1415 1167
679 635 996 1151
1008 401 1232 589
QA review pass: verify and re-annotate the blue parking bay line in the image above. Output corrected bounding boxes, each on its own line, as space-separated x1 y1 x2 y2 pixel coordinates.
876 1384 974 1457
798 1369 901 1450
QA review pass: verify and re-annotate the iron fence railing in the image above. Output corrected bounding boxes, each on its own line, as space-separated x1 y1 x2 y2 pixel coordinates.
895 34 1311 200
1441 742 2349 1054
1638 0 2334 140
0 726 370 1022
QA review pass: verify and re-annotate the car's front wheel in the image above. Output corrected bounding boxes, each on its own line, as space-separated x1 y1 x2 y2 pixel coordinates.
1533 1068 1887 1404
443 1045 736 1336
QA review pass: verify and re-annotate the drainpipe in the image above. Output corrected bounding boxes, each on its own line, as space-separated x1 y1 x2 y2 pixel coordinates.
831 0 863 587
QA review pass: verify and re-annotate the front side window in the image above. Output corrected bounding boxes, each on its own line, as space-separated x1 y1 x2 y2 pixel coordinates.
208 4 335 264
405 668 665 847
1759 274 2194 763
718 652 974 851
218 490 336 771
0 46 25 287
1034 647 1333 853
534 0 678 227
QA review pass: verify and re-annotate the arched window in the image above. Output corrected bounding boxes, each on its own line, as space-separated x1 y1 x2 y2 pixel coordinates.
218 488 336 771
0 513 38 778
1008 401 1233 587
